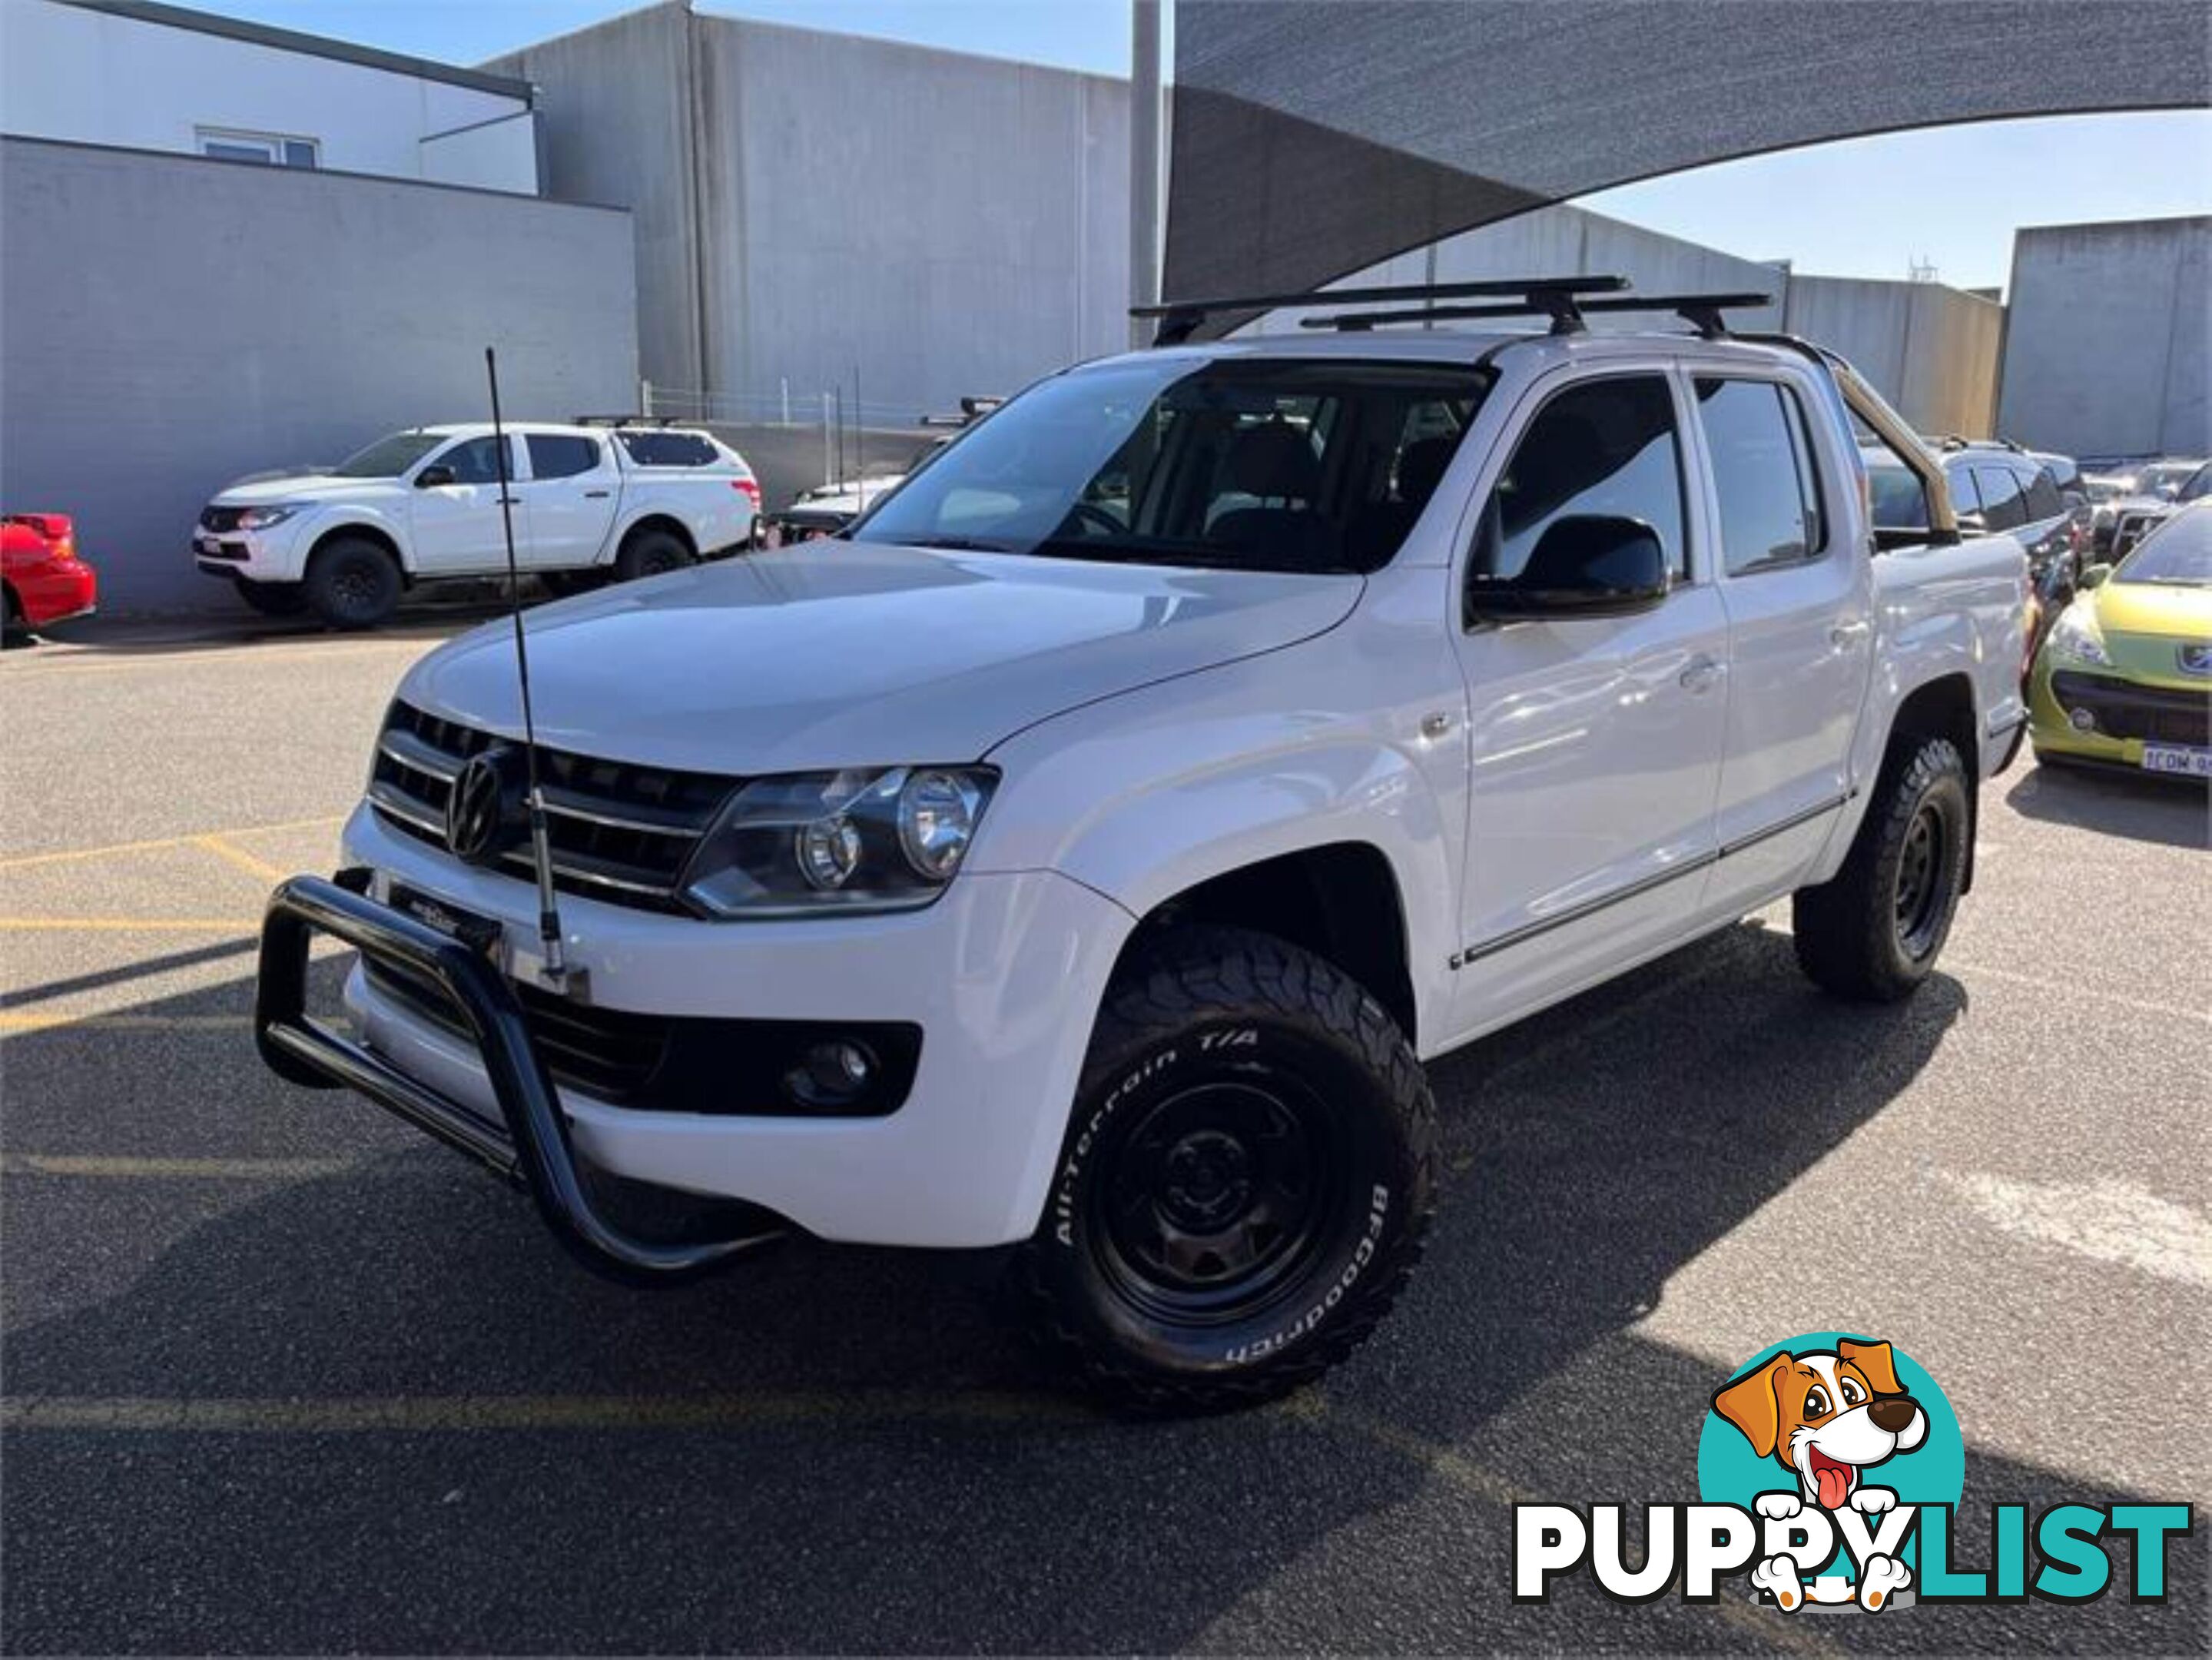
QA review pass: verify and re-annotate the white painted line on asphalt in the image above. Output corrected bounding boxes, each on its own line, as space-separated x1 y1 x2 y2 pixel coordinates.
1938 1170 2212 1289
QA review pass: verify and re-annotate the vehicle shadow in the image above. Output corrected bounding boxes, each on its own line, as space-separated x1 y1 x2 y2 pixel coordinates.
2003 761 2210 851
2 928 2198 1653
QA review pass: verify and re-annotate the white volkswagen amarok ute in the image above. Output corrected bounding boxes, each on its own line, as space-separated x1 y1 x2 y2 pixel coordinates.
256 280 2029 1410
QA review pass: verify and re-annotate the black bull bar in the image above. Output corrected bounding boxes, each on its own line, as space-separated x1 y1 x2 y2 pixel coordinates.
255 872 784 1281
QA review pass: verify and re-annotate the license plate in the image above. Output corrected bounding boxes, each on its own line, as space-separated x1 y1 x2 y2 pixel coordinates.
387 883 504 960
2141 744 2212 778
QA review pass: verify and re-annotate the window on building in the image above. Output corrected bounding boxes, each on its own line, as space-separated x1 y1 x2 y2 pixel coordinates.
526 434 604 480
1693 378 1828 576
197 129 318 169
1476 374 1687 586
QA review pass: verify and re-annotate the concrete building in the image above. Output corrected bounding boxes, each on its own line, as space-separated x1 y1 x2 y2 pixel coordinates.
1996 215 2210 459
487 2 1129 425
2 0 541 194
0 146 634 614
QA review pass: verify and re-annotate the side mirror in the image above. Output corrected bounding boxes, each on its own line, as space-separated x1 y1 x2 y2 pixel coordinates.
1466 514 1670 622
2078 563 2113 589
415 464 456 489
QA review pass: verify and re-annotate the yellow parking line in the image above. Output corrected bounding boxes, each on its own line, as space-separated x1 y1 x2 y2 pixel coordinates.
0 1391 1096 1433
0 1154 352 1179
0 815 342 875
192 834 288 885
0 1012 250 1036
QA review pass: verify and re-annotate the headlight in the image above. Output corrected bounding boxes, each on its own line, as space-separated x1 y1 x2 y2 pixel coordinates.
679 765 996 918
236 504 305 530
2047 610 2113 668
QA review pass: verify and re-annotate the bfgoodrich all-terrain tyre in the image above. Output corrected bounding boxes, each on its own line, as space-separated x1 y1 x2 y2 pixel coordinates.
1792 734 1971 1002
303 537 401 630
1021 927 1436 1412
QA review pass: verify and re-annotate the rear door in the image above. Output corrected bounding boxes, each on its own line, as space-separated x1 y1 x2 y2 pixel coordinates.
521 433 621 569
409 434 524 575
1448 367 1732 1032
1691 371 1875 912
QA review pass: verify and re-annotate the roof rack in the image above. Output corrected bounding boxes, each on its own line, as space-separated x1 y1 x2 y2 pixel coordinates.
1134 276 1630 345
572 413 685 428
1298 288 1776 339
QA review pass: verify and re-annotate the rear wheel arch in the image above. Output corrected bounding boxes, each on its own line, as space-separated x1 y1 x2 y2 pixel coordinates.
620 514 698 558
1882 672 1981 892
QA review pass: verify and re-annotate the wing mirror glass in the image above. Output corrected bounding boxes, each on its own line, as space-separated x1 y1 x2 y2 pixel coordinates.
2078 562 2113 589
415 464 456 489
1465 514 1670 623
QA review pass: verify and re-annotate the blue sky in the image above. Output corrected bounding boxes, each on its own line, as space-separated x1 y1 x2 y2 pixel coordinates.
194 0 2210 294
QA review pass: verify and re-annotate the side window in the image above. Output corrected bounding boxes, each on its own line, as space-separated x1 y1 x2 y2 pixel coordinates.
1972 464 2027 532
1693 378 1827 576
616 430 719 467
1948 464 1984 528
1477 374 1686 586
434 436 514 486
2022 467 2064 521
526 434 603 480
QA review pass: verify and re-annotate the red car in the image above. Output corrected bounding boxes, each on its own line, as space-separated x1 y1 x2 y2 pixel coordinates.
2 513 97 634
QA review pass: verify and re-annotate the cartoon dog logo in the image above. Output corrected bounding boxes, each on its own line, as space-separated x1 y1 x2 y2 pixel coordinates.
1711 1337 1928 1609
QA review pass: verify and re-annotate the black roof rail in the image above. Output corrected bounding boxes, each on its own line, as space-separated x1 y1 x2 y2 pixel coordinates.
1297 288 1776 339
1134 276 1630 345
572 413 685 428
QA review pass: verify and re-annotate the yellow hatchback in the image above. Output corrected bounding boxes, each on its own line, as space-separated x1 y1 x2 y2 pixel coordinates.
2029 501 2212 779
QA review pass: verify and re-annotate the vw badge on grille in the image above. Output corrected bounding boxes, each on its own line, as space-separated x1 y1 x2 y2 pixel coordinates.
446 745 519 864
2180 642 2212 678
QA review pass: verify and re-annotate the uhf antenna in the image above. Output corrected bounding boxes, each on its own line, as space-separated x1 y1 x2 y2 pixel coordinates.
485 347 568 984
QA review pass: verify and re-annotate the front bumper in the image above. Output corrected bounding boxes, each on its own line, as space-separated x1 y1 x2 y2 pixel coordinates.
193 518 312 582
267 804 1136 1253
14 559 97 627
2028 659 2211 771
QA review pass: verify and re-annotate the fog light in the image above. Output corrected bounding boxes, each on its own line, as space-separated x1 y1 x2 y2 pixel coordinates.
2068 707 2097 732
784 1039 876 1109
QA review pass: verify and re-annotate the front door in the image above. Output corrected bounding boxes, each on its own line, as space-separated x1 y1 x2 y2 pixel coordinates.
1688 373 1875 915
1448 367 1732 1038
410 433 525 575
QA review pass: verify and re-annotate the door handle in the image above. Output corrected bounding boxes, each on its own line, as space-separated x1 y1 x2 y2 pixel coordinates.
1679 652 1723 694
1829 619 1872 646
497 494 519 506
583 490 612 500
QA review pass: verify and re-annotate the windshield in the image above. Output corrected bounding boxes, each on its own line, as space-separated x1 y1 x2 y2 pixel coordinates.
2177 463 2211 503
2136 462 2198 496
332 431 446 479
2117 510 2212 586
847 357 1488 573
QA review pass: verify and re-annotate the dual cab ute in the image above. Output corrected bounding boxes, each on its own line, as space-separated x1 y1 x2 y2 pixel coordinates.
254 278 2028 1409
196 420 758 629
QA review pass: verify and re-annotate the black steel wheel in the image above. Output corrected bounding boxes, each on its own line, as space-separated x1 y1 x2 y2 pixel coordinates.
1793 732 1970 1001
1021 926 1434 1412
303 537 401 630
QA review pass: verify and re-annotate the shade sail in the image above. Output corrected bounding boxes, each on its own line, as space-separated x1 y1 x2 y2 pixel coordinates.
1164 0 2210 336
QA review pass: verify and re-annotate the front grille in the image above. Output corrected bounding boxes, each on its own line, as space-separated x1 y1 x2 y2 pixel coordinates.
200 506 247 533
2050 672 2210 745
361 961 920 1117
367 701 738 912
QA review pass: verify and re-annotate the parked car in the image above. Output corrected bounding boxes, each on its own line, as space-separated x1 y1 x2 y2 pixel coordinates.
1866 442 2080 650
763 398 1001 543
194 420 760 629
2 513 96 637
254 290 2028 1409
2108 459 2211 560
2028 500 2212 779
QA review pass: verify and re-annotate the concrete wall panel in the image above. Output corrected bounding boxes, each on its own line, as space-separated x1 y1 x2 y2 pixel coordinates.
1998 216 2210 457
0 138 638 613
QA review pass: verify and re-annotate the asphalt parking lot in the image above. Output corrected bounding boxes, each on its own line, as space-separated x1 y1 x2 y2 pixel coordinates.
2 615 2206 1655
